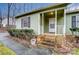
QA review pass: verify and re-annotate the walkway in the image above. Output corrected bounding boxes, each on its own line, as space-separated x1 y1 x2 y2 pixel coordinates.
0 32 52 55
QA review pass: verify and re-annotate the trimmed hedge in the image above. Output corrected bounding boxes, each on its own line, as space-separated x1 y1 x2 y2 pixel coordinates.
7 29 35 40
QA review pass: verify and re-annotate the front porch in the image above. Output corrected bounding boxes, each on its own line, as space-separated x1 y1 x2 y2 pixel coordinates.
40 8 66 35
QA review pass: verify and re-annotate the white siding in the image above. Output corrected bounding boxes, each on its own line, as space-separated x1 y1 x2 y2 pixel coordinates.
2 18 15 27
2 18 7 27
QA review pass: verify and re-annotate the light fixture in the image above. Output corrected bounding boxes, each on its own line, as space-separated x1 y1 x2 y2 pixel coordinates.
50 12 53 15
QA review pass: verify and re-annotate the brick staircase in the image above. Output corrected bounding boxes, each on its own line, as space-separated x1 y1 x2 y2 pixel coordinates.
37 33 57 48
36 34 75 54
36 33 72 48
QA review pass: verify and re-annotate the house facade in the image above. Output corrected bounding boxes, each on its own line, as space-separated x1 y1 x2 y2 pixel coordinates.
2 17 16 28
15 3 79 35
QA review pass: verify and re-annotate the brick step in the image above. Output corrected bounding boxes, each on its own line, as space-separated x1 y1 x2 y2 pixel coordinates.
43 40 54 43
41 41 55 46
37 44 54 48
44 36 55 39
37 34 57 48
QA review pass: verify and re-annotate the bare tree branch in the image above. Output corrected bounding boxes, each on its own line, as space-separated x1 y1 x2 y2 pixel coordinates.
7 3 12 26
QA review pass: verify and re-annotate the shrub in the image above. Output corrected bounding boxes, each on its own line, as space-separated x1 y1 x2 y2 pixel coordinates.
70 28 79 35
7 29 35 40
23 29 35 39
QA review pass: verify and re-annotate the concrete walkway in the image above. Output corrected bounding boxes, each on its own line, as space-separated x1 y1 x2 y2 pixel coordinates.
0 32 52 55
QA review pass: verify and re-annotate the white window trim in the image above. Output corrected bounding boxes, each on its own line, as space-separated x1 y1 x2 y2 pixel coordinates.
71 14 79 28
21 16 30 28
76 15 79 28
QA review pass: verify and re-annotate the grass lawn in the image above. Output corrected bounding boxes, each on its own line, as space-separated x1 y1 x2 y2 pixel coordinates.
0 42 16 55
72 48 79 55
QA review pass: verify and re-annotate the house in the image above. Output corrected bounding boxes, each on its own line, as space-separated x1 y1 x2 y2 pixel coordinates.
2 17 16 28
15 3 79 35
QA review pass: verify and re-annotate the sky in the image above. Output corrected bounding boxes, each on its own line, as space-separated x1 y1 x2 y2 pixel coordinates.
0 3 53 17
0 3 7 10
1 3 79 17
0 3 8 17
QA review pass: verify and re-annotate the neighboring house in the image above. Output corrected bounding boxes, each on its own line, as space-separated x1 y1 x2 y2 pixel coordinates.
15 3 79 35
2 17 16 28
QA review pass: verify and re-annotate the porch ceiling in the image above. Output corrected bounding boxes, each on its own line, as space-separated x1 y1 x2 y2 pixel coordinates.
44 9 64 18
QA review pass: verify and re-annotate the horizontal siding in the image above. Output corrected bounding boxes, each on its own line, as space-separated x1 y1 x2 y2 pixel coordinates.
57 17 64 34
15 13 40 35
30 13 40 35
16 18 21 29
66 13 79 35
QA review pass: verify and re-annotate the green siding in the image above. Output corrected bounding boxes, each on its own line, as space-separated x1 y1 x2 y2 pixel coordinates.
57 17 64 34
16 13 40 35
30 13 40 35
66 13 79 35
43 17 64 34
44 17 49 33
66 14 72 35
16 11 79 35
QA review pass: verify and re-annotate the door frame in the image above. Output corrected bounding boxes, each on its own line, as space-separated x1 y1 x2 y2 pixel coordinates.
49 18 55 33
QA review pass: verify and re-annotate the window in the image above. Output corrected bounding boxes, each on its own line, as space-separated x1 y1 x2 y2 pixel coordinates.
21 17 30 28
72 16 76 28
50 24 55 28
76 16 79 28
72 15 79 28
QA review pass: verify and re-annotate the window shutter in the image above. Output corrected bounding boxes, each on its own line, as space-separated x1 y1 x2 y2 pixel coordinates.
21 19 23 28
72 16 76 28
28 17 30 27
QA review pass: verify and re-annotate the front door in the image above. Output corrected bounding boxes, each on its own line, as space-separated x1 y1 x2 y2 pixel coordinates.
49 18 55 33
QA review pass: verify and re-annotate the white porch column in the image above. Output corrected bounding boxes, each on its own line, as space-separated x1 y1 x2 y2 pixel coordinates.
63 9 66 36
41 13 44 34
55 10 57 35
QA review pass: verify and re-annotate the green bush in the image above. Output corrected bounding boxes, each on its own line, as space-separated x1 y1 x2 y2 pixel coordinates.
7 29 35 40
72 48 79 55
70 28 79 35
23 29 35 39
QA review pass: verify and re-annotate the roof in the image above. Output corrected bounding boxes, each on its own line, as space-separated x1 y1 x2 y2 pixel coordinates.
66 9 79 14
15 3 70 18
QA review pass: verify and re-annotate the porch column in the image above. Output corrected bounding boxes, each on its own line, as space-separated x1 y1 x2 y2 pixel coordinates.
63 9 66 36
41 13 44 34
55 10 57 35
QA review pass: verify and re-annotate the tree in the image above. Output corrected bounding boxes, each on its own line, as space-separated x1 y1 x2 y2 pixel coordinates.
0 9 2 24
0 9 3 28
7 3 12 26
11 3 17 25
23 3 26 12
